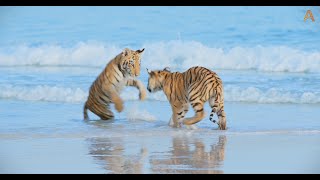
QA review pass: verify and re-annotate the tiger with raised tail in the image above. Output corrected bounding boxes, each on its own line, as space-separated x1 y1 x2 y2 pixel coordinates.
84 48 146 120
146 66 226 130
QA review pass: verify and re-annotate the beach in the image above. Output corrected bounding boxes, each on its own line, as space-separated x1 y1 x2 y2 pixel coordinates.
1 6 320 173
1 99 319 173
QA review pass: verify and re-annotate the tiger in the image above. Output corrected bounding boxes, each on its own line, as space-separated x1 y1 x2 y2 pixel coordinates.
146 66 227 130
83 48 146 120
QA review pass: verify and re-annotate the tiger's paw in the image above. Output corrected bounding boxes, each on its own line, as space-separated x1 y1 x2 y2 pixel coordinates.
218 121 227 130
139 90 147 101
115 102 124 112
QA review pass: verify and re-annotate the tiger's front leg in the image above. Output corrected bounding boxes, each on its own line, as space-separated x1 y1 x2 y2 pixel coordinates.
126 79 147 100
108 88 124 112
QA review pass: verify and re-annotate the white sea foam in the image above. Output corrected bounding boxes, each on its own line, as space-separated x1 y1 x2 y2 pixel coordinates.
0 42 122 67
125 103 156 122
224 86 320 104
1 84 320 104
1 41 320 73
0 85 88 103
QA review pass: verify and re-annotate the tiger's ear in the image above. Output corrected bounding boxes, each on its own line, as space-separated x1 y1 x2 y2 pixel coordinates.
146 68 151 75
136 48 145 54
122 48 131 57
163 67 171 72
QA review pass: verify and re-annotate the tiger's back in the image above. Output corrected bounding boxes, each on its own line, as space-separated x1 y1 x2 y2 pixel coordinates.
183 66 223 102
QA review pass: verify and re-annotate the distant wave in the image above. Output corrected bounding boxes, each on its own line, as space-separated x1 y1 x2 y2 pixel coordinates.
224 86 320 104
0 85 87 103
1 41 320 73
1 84 320 104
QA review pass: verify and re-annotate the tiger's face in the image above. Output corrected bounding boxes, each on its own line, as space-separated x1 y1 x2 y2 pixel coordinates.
121 48 144 77
147 67 170 93
132 48 144 76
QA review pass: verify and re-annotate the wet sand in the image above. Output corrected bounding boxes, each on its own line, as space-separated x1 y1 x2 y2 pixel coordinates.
1 131 320 173
0 101 320 173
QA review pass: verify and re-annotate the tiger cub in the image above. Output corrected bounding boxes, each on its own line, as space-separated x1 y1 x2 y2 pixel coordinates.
84 48 146 120
146 66 226 130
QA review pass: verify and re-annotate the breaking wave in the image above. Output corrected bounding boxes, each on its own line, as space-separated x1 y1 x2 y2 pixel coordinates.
1 41 320 73
1 84 320 104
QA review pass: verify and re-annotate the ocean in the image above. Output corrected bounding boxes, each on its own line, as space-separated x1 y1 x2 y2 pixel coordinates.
0 6 320 173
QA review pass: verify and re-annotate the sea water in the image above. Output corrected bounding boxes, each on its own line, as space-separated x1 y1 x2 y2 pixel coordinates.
0 6 320 173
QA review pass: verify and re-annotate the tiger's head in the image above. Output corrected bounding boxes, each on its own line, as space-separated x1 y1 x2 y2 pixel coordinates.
120 48 145 77
146 67 171 93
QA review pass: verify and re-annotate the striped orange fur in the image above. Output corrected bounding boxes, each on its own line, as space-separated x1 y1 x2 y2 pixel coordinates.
84 48 146 120
147 66 226 130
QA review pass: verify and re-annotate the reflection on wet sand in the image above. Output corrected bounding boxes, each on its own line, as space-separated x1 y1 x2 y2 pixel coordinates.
87 137 147 174
87 135 226 174
150 135 226 174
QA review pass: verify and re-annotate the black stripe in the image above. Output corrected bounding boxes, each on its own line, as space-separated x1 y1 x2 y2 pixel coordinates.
114 65 123 78
192 102 200 107
177 76 184 102
189 95 198 102
189 91 199 102
185 94 188 101
106 75 116 87
114 74 120 83
189 71 193 85
177 111 183 115
117 63 124 76
202 75 214 86
197 68 206 77
199 86 209 100
188 83 197 93
169 74 174 100
215 93 219 101
99 96 109 104
196 109 203 113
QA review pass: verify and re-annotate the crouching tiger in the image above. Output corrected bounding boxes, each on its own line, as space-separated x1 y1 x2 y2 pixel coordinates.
84 48 146 120
146 66 227 130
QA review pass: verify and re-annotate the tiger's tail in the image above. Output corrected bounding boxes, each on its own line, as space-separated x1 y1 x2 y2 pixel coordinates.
209 91 227 130
83 102 89 120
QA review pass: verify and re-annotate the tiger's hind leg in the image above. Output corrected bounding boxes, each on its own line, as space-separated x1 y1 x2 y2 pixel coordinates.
209 96 226 130
182 100 205 126
217 103 227 130
83 101 89 120
169 102 189 128
169 103 189 127
209 97 218 123
99 108 115 120
89 103 114 120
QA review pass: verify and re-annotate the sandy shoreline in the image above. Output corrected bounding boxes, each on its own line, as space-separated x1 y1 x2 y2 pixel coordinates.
1 132 319 174
0 101 319 173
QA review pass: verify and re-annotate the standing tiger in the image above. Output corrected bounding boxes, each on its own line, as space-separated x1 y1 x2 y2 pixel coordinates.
83 48 146 120
146 66 226 130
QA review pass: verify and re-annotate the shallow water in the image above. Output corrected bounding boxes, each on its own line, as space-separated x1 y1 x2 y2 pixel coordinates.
1 100 320 173
0 6 320 173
